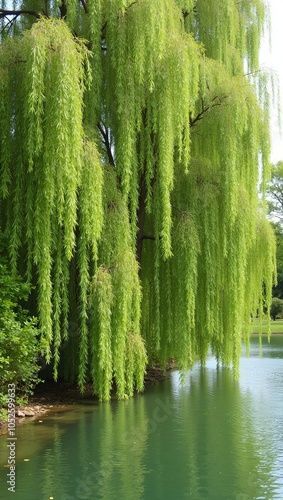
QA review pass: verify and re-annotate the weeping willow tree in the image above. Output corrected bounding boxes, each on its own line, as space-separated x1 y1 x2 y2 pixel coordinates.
0 0 276 399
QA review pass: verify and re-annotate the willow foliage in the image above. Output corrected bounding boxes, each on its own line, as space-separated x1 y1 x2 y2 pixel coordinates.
0 1 276 399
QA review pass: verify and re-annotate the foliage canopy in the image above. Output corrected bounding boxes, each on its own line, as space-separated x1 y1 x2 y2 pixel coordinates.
0 0 276 399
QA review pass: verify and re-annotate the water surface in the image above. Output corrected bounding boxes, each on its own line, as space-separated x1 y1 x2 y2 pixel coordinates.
0 335 283 499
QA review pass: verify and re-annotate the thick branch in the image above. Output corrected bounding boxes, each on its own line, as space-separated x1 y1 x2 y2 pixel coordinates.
59 0 67 19
0 8 40 18
97 122 115 167
80 0 88 14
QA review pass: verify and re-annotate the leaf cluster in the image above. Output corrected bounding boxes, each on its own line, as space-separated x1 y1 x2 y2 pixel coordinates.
0 251 41 403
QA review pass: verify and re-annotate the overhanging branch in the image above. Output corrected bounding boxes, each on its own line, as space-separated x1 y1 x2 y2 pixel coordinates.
0 8 40 19
190 95 228 128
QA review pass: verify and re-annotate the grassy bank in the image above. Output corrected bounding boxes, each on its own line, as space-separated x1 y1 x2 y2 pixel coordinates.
251 319 283 334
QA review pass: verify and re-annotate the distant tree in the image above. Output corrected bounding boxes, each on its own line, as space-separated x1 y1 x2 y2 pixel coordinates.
267 164 283 298
270 222 283 298
270 297 283 321
267 162 283 222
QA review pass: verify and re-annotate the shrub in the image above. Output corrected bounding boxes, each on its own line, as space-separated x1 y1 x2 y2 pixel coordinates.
270 297 283 321
0 260 41 405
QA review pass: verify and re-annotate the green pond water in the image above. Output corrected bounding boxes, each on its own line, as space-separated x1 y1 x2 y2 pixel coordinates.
1 335 283 500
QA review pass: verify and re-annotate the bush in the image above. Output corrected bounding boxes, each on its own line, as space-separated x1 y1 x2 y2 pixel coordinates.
270 297 283 321
0 260 41 405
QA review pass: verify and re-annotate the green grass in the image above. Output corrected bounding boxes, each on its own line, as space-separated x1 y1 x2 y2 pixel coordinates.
251 318 283 334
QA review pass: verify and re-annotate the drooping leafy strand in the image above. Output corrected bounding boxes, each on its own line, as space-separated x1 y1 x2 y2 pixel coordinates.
91 167 147 399
88 254 145 401
52 227 63 379
0 19 90 359
0 42 12 199
77 139 103 390
77 232 89 390
192 0 268 75
245 217 277 342
89 267 113 401
84 0 102 126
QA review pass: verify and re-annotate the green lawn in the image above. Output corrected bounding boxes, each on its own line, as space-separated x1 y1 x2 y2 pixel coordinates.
251 318 283 334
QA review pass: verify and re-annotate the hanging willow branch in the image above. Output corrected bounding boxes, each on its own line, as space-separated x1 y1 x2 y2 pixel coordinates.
0 0 276 400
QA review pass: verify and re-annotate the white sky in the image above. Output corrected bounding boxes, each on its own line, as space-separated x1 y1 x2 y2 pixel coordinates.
260 0 283 163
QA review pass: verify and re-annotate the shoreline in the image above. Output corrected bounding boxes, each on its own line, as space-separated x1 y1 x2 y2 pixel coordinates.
2 334 283 435
0 365 171 436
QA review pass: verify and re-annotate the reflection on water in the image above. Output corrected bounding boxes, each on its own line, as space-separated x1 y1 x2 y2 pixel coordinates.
0 336 282 500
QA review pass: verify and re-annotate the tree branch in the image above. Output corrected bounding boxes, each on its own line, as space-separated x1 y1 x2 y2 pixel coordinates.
172 205 187 218
190 95 228 128
269 190 283 210
80 0 88 14
182 7 196 19
97 122 115 167
59 0 67 19
126 1 138 11
141 235 155 241
0 8 40 19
